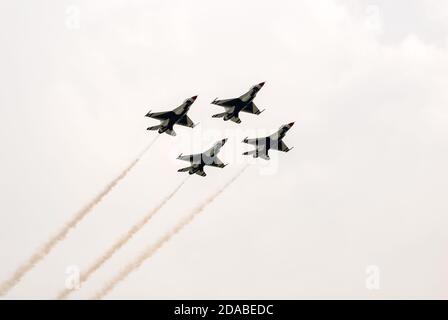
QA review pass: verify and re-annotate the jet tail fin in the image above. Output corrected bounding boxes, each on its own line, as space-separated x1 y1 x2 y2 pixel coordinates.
178 166 206 176
212 112 227 118
147 124 161 131
243 149 270 160
243 150 256 156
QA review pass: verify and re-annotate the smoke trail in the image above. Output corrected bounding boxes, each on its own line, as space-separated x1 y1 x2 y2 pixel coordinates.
0 136 159 296
57 176 188 300
93 165 248 299
137 135 159 159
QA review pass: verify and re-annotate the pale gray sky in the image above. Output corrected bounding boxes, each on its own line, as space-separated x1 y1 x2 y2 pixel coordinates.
0 0 447 299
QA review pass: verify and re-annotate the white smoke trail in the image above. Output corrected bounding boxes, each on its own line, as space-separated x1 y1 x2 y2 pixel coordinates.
137 135 159 158
57 176 188 300
0 136 159 296
93 165 249 299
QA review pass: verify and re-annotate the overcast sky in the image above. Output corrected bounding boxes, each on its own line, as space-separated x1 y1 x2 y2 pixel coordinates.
0 0 447 299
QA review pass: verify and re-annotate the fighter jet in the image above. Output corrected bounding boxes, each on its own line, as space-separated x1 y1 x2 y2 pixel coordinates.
242 122 295 160
177 139 228 177
211 82 266 124
145 96 198 136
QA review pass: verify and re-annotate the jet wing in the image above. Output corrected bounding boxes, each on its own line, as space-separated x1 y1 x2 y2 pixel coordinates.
176 115 195 128
211 97 238 107
145 111 172 120
206 158 226 168
241 102 264 115
177 153 202 163
203 140 226 157
271 141 291 152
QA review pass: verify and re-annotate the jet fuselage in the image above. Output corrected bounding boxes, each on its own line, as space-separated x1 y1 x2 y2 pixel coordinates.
224 84 263 120
157 96 196 133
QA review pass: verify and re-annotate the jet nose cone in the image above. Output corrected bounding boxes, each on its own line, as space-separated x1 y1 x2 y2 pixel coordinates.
258 82 265 87
221 138 228 145
191 95 198 100
288 122 295 127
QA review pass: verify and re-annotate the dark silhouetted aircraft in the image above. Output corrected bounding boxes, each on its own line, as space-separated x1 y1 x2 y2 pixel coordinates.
177 139 228 177
145 96 198 136
211 82 266 124
242 122 295 160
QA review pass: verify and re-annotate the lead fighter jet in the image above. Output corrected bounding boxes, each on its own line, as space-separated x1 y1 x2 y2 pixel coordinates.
177 139 228 177
145 96 198 136
211 82 266 124
242 122 295 160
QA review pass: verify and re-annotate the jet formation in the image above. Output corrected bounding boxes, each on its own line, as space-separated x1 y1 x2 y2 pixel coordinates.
144 82 294 177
